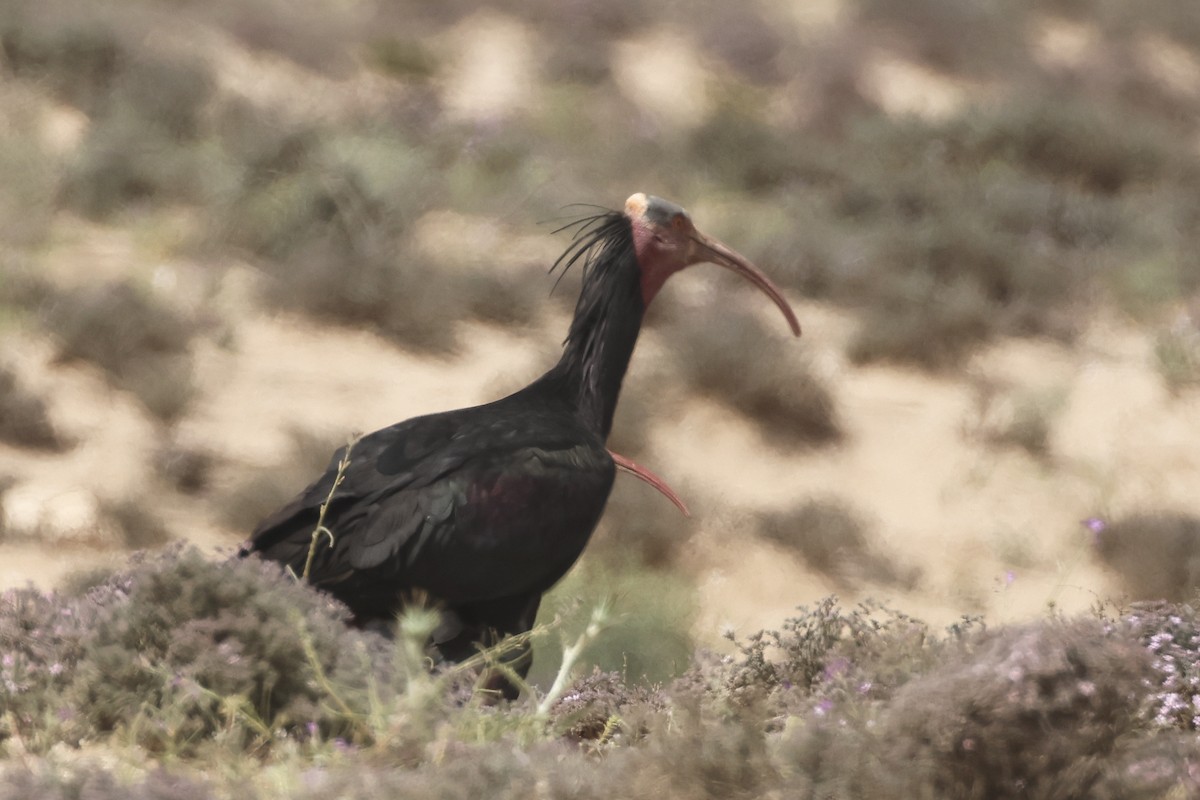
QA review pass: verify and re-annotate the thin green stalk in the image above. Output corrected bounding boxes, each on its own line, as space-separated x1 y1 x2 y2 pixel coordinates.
536 603 610 717
302 434 360 581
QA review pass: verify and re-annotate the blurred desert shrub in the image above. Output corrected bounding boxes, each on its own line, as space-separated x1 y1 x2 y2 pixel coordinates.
220 127 430 263
603 373 658 461
0 0 129 114
592 479 695 568
218 126 481 352
670 309 841 447
189 0 371 73
41 280 200 423
1154 316 1200 392
758 497 920 589
0 258 53 323
1093 512 1200 601
441 120 545 213
590 425 697 566
1 0 232 219
3 0 1200 377
153 438 216 495
687 96 808 194
721 89 1199 369
875 619 1155 799
397 0 654 85
97 497 172 550
955 102 1184 193
695 5 791 84
589 374 700 567
0 365 66 450
966 380 1066 458
855 0 1033 76
984 395 1059 457
1044 0 1200 70
829 105 1130 366
68 55 220 216
365 36 439 82
0 85 61 249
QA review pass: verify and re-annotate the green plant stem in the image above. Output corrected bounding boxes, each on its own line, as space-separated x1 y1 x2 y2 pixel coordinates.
537 604 609 716
301 434 360 581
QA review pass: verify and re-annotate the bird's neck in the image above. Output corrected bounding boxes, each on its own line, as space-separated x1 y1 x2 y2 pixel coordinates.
543 251 645 440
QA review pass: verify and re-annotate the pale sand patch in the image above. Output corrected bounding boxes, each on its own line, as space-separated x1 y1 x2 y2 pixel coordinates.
0 543 121 593
179 313 545 468
612 31 713 130
440 12 537 122
1135 32 1200 101
858 53 974 120
1030 15 1103 72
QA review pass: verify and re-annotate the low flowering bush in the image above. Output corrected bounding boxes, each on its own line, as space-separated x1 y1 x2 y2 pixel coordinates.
1124 602 1200 732
876 619 1156 799
0 553 1196 798
0 546 394 754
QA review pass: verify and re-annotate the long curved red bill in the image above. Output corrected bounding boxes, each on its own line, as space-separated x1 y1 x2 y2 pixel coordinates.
691 232 802 337
609 450 691 517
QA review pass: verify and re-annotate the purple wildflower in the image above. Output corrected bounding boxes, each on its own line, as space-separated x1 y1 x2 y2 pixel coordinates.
823 657 850 680
1082 517 1107 544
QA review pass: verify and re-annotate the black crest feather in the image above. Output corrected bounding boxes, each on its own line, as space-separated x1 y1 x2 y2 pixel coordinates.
549 208 634 293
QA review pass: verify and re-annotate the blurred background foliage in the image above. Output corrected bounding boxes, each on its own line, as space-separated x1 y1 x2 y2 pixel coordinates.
1 0 1199 366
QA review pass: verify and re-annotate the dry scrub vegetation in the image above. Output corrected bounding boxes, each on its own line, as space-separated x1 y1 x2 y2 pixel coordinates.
2 0 1200 794
1 548 1198 798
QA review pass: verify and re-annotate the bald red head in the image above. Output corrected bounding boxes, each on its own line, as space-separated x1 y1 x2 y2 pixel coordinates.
623 193 801 336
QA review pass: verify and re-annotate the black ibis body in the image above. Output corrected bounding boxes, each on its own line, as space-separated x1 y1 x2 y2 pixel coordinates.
242 193 800 691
